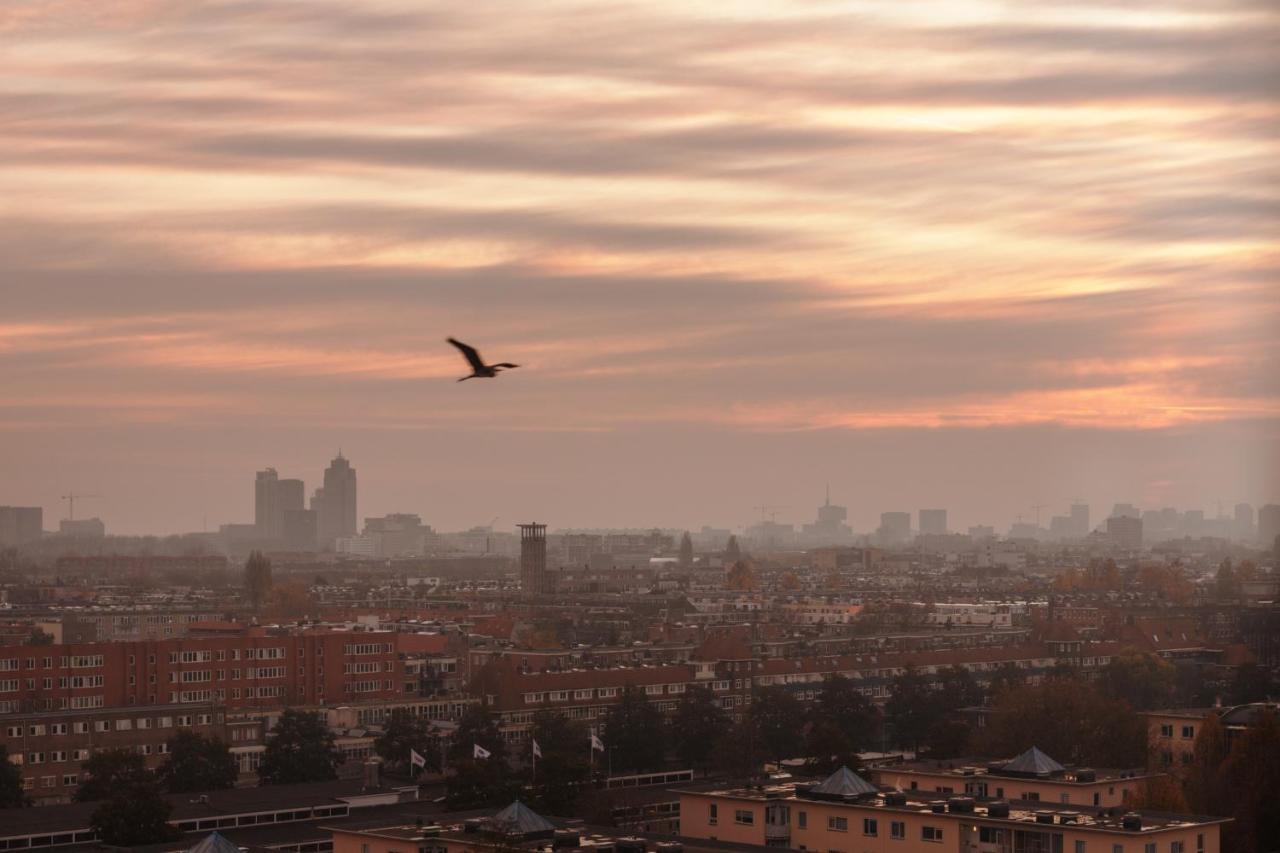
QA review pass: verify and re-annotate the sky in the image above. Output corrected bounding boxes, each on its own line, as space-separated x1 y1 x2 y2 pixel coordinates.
2 0 1278 536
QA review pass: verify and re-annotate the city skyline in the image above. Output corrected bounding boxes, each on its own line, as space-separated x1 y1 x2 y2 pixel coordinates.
2 0 1277 535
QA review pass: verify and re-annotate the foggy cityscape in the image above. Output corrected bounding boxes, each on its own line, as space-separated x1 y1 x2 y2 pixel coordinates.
1 1 1278 853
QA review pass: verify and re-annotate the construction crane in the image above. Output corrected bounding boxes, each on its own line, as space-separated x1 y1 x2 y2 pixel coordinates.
753 504 789 523
61 492 102 521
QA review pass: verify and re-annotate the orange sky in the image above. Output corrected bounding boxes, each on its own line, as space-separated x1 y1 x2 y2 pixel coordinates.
2 0 1277 533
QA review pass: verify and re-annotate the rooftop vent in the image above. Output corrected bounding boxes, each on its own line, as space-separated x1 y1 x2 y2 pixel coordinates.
1074 769 1096 782
948 797 975 813
1059 812 1080 824
931 803 947 813
987 802 1011 818
885 792 908 806
1035 811 1056 824
1123 813 1143 831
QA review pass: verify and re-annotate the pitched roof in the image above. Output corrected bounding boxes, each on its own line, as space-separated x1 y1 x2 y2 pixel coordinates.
187 831 243 853
488 800 555 836
1003 746 1065 776
808 766 878 798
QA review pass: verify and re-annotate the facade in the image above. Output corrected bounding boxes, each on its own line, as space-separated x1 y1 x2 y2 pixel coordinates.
317 453 358 545
1106 516 1143 551
879 512 912 546
0 506 43 546
920 509 948 536
678 767 1226 853
519 522 549 596
1259 504 1280 548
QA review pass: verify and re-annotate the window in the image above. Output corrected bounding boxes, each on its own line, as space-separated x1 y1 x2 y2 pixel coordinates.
891 821 906 840
734 809 755 826
1023 792 1040 801
1197 834 1204 853
1160 724 1174 738
828 816 848 832
1171 843 1184 853
864 818 878 836
709 803 718 825
1114 846 1124 853
1076 841 1087 853
1062 794 1071 804
923 826 943 843
798 811 807 829
1145 844 1157 853
1181 726 1195 739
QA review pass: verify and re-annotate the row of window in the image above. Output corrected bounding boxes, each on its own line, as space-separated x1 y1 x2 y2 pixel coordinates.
4 713 215 740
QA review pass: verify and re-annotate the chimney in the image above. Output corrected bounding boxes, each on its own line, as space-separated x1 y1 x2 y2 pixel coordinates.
363 758 381 790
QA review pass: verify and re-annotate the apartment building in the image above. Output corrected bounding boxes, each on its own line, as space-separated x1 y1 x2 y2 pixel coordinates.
678 766 1227 853
2 702 225 805
871 748 1152 809
0 629 412 716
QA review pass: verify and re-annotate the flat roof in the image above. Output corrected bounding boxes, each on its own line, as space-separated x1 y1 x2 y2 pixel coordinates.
876 758 1153 784
676 787 1229 834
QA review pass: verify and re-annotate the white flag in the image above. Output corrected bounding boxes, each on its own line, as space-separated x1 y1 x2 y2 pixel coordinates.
532 739 543 759
410 748 427 769
474 743 491 760
590 733 605 752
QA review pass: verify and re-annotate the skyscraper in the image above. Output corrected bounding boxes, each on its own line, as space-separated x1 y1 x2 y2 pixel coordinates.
1260 504 1280 549
919 509 947 536
1233 503 1254 543
0 506 43 546
1070 502 1090 538
254 468 280 539
878 512 911 546
317 452 357 545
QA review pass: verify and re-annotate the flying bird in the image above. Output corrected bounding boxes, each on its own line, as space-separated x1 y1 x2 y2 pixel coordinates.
447 337 519 382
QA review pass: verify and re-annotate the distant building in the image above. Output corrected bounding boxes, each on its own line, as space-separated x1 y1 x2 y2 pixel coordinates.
361 513 435 557
968 525 995 540
1107 514 1143 550
1233 502 1254 542
1111 503 1140 519
1070 502 1090 537
877 512 911 546
316 452 358 545
801 489 853 545
1258 504 1280 548
281 507 318 550
0 506 43 546
58 517 105 538
918 508 947 536
519 522 549 596
255 468 306 541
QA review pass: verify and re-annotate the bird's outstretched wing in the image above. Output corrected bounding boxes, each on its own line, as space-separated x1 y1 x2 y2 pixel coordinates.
447 337 486 372
492 362 519 369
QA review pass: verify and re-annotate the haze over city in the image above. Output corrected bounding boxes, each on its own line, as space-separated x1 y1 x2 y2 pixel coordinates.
3 0 1278 534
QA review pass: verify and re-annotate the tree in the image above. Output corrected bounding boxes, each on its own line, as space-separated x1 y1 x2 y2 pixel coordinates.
1130 775 1189 812
25 627 53 646
263 580 313 620
257 709 342 785
938 666 985 712
1214 559 1239 601
1230 663 1274 704
678 532 693 566
886 666 941 751
813 674 877 752
76 748 150 802
805 719 859 775
90 775 179 847
924 718 973 759
376 709 440 775
726 560 756 591
747 686 805 767
1218 710 1280 853
1185 713 1229 817
672 686 729 774
529 711 590 815
445 703 513 809
0 745 29 808
974 676 1146 767
1101 650 1176 710
602 686 665 773
725 535 741 561
159 731 238 793
988 662 1026 697
243 550 273 609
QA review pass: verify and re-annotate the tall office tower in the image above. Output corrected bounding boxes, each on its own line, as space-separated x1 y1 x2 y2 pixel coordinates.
1260 505 1280 548
1111 503 1140 519
278 479 305 515
1070 503 1090 537
519 523 548 596
0 506 43 546
1107 515 1143 551
1232 503 1254 542
878 511 911 546
254 468 280 539
919 509 948 536
318 452 358 545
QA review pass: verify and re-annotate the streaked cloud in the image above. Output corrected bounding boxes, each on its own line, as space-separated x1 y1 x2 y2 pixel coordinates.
1 0 1276 531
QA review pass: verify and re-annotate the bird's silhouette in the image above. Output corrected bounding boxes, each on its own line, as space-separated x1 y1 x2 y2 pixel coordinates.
447 337 519 381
